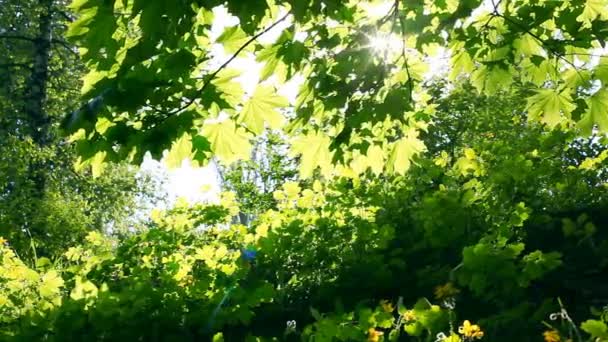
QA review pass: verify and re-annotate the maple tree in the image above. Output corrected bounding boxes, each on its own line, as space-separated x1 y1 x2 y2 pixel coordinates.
61 0 608 179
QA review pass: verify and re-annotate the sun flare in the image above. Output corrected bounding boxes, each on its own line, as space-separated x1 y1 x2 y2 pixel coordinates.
368 32 404 57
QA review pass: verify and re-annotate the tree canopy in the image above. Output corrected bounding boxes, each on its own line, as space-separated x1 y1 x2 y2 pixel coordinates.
0 0 157 258
62 0 608 178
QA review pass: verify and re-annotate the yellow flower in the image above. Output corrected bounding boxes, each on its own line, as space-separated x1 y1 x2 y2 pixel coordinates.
402 310 416 321
380 299 394 313
458 320 484 339
367 328 383 342
543 330 561 342
0 237 6 245
434 282 460 299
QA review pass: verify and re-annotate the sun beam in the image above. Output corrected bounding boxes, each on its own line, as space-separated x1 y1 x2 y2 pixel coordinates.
368 32 404 57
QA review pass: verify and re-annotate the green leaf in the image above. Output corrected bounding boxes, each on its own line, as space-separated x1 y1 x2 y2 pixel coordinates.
310 307 322 320
210 68 245 108
290 132 334 178
95 117 115 135
450 42 475 80
66 6 97 38
526 89 576 127
256 46 281 81
577 88 608 135
577 0 608 24
201 120 252 164
472 66 512 94
403 322 423 336
35 257 52 270
90 151 107 178
581 319 608 338
70 277 98 300
596 59 608 83
165 133 194 169
513 34 543 56
226 0 268 34
449 48 474 80
367 145 385 176
387 128 426 175
238 86 288 134
216 26 251 54
39 270 64 298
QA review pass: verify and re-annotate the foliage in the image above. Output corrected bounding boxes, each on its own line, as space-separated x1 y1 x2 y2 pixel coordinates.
62 0 608 180
0 0 158 258
220 131 298 225
2 81 608 341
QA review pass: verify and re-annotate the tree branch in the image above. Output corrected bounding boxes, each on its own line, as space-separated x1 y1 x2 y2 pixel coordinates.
51 39 79 56
377 0 399 27
0 34 35 42
0 63 32 70
0 35 78 56
52 9 75 23
497 14 586 81
154 12 291 117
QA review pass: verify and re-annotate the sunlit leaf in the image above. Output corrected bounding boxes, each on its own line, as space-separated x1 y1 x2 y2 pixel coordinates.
526 89 576 127
578 88 608 134
387 128 426 175
165 133 194 169
201 120 252 164
238 85 288 134
290 132 334 178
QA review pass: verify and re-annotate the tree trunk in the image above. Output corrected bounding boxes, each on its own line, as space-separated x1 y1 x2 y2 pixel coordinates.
22 0 54 243
24 0 53 146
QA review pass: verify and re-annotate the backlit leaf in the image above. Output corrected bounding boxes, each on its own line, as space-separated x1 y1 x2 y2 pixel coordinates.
238 85 288 134
526 89 576 127
577 88 608 134
387 128 426 175
201 120 252 164
165 133 194 169
290 132 334 178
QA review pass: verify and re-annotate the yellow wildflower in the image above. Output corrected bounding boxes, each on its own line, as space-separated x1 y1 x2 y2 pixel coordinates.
434 282 460 299
402 310 416 321
0 237 6 245
380 299 394 313
543 330 560 342
458 320 484 339
367 328 383 342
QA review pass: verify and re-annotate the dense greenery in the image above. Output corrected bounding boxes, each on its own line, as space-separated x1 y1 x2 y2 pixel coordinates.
2 0 608 341
0 1 157 260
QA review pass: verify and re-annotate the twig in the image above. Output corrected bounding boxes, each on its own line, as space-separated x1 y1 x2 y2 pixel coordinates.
153 12 291 117
0 34 35 42
51 39 79 56
479 0 502 32
396 9 413 102
377 0 399 27
0 34 77 56
498 14 586 81
52 9 75 23
0 63 32 70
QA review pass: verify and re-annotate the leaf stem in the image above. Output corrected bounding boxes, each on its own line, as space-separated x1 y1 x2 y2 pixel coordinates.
155 12 291 117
